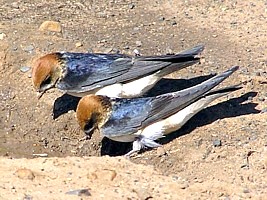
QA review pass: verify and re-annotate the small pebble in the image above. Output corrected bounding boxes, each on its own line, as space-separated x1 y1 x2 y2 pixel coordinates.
133 188 152 200
15 168 35 180
171 21 177 25
221 7 228 11
112 48 120 54
136 41 142 47
213 139 222 147
157 146 167 157
66 189 91 196
258 96 265 101
0 33 6 40
75 42 83 47
103 47 113 53
87 169 117 181
128 3 135 9
11 2 19 9
261 107 267 113
39 21 62 32
23 45 34 53
166 47 173 55
243 188 250 193
255 72 261 76
20 66 30 73
32 153 48 157
23 194 33 200
179 183 189 189
133 27 140 31
159 16 165 21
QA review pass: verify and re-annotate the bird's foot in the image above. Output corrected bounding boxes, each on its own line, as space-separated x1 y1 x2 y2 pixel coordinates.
124 140 142 158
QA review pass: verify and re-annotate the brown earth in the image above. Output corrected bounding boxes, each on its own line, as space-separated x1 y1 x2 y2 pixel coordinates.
0 0 267 199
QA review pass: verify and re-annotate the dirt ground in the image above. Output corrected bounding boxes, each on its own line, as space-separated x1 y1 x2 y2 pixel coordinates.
0 0 267 199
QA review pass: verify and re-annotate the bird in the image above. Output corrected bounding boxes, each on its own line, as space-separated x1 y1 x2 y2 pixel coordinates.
32 45 204 98
76 66 241 156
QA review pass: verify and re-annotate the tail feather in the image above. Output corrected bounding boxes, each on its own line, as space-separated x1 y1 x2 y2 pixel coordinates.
161 84 242 136
156 60 199 77
206 84 242 96
142 66 240 126
137 44 204 62
186 84 242 122
153 44 204 77
178 44 205 56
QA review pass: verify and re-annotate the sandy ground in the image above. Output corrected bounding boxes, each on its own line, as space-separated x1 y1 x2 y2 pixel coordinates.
0 0 267 199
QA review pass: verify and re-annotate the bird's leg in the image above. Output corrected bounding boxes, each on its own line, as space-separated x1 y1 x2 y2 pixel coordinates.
124 140 142 157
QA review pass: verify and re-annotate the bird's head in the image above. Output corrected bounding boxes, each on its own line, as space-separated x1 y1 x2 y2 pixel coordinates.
76 95 112 138
32 53 63 98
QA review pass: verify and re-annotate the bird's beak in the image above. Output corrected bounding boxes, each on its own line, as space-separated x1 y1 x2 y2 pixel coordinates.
84 127 95 139
36 83 55 99
37 90 46 99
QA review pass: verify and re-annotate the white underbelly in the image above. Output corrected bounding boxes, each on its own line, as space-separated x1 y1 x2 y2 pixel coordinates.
67 73 160 98
141 96 218 139
66 84 123 97
121 74 160 97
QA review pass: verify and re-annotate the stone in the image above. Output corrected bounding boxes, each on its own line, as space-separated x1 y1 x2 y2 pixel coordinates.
66 189 91 196
20 66 30 73
159 16 165 21
157 146 167 157
213 139 222 147
22 45 34 53
166 47 173 55
39 21 62 32
0 33 6 40
11 2 19 9
87 169 117 181
103 47 113 53
75 42 83 47
171 21 177 25
261 107 267 113
128 3 135 9
136 41 142 47
15 168 35 180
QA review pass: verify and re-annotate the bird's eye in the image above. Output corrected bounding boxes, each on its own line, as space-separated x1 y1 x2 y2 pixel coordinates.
41 76 52 87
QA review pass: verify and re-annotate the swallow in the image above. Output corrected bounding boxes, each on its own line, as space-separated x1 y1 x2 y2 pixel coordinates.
32 45 204 98
76 66 241 156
